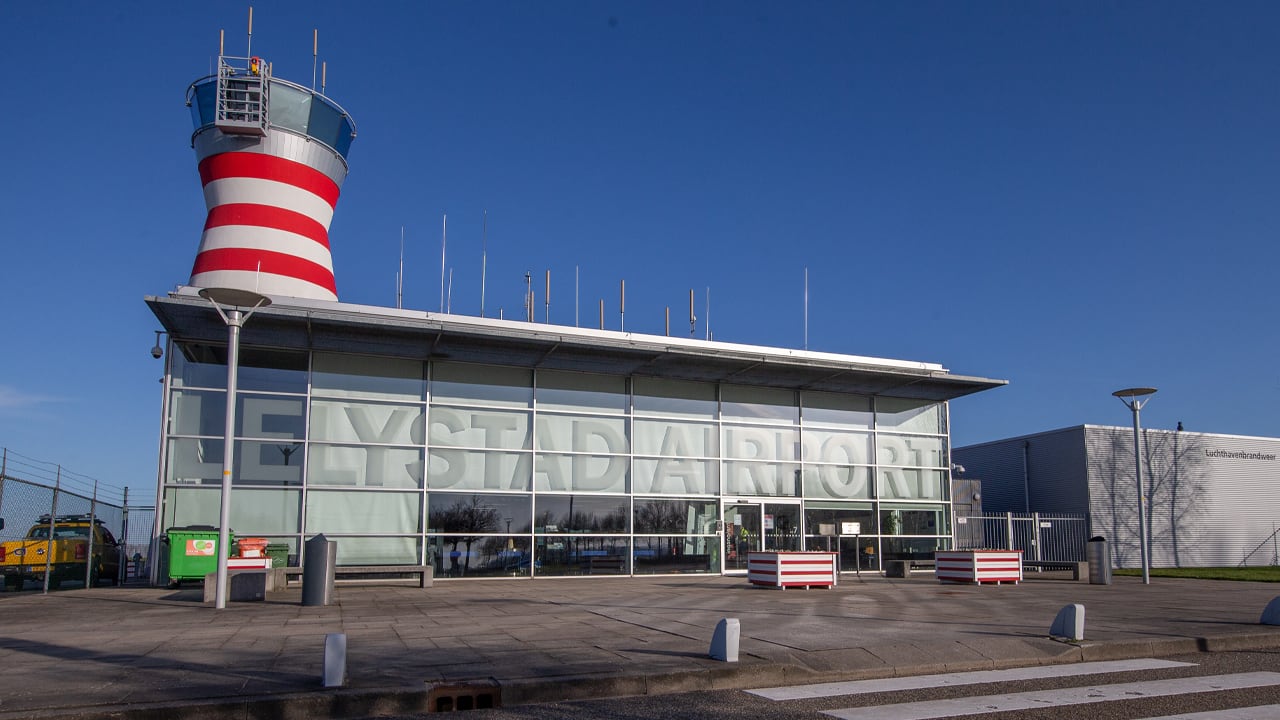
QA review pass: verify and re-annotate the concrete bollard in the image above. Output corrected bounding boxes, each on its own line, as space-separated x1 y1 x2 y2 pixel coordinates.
1260 597 1280 625
709 618 740 662
324 633 347 687
1050 603 1086 641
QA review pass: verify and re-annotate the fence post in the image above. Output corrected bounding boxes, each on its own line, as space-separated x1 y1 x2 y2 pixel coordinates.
0 448 6 529
1032 512 1042 563
119 487 129 584
84 481 98 588
1005 512 1014 551
43 469 60 594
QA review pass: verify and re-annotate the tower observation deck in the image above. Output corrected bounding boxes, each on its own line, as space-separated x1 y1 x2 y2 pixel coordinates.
186 53 357 302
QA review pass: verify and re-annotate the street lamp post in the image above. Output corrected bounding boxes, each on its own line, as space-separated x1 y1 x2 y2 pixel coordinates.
201 288 271 609
1113 387 1157 585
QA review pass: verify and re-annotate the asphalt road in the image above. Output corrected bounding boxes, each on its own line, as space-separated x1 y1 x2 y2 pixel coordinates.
366 651 1280 720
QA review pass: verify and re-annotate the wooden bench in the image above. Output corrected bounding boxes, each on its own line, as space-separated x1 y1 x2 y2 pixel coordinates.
884 559 936 578
582 556 626 575
283 564 433 588
1021 560 1089 581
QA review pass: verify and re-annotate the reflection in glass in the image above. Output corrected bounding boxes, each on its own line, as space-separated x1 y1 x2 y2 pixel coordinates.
535 495 630 534
429 535 532 578
237 348 308 394
166 437 223 485
633 536 719 574
238 395 305 439
876 398 944 434
169 389 227 436
169 343 230 389
329 536 422 566
633 499 718 534
879 504 949 536
312 352 425 401
721 384 798 424
428 493 532 534
536 536 629 576
802 391 873 428
881 536 951 564
234 441 304 485
431 362 532 407
804 503 875 570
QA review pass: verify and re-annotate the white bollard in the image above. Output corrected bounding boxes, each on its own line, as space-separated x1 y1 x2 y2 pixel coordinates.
1261 597 1280 625
709 618 740 662
324 633 347 687
1050 604 1086 641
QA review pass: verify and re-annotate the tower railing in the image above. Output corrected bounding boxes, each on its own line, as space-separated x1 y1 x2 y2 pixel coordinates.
215 55 269 136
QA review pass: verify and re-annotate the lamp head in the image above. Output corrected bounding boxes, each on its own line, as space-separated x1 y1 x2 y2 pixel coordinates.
1112 387 1157 400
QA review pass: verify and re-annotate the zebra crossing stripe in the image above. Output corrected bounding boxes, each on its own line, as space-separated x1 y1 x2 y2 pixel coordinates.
1140 705 1280 719
821 672 1280 720
749 658 1195 701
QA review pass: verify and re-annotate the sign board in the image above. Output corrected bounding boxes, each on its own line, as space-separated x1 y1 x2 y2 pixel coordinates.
841 521 861 535
818 523 836 536
957 517 967 524
1040 522 1053 528
763 514 774 530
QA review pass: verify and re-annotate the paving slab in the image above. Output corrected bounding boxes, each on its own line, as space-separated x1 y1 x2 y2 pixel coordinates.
0 573 1279 719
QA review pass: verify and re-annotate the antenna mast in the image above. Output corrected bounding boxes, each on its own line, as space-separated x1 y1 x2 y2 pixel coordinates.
544 270 551 323
397 226 404 309
246 7 253 60
689 289 696 336
620 280 626 332
804 266 809 350
439 214 447 312
311 29 318 90
480 210 487 317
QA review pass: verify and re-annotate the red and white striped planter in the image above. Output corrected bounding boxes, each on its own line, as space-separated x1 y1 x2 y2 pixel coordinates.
747 552 839 589
935 550 1023 585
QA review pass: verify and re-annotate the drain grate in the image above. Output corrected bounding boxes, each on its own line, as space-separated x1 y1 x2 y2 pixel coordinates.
427 681 502 713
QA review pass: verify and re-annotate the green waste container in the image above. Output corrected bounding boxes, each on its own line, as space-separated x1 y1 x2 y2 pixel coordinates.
165 526 234 587
264 543 289 569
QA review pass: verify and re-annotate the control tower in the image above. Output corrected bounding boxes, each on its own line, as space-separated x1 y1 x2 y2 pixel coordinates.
185 45 356 302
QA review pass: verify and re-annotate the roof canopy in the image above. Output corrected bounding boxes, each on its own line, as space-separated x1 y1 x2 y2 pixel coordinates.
146 291 1005 402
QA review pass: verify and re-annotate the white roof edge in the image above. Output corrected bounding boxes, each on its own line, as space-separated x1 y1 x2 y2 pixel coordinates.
168 286 950 374
1081 424 1280 443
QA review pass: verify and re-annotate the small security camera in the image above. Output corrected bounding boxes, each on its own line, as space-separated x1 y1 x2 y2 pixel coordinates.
151 345 163 359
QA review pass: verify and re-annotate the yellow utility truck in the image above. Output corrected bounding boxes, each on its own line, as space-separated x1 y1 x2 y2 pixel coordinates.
0 515 121 590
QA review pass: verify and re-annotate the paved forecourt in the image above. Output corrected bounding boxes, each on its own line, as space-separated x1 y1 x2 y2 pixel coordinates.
1 572 1279 719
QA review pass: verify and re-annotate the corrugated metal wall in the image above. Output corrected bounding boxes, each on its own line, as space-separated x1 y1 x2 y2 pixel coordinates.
1086 426 1280 568
951 439 1031 512
953 427 1090 514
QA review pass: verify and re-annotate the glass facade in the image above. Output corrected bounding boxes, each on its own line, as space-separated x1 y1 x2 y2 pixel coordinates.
159 346 954 576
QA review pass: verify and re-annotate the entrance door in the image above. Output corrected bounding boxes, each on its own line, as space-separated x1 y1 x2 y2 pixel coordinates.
722 500 802 573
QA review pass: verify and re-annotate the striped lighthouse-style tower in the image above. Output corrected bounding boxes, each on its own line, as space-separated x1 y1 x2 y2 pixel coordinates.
185 27 356 302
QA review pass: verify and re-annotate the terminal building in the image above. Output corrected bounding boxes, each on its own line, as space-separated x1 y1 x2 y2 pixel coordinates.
954 426 1280 569
147 40 1005 580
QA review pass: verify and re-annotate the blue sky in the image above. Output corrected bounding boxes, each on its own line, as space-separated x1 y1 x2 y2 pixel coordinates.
2 2 1278 496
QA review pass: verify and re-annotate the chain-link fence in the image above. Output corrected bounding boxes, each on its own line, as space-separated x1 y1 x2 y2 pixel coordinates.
0 448 155 591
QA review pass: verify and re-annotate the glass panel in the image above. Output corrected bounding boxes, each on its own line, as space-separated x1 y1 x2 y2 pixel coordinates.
238 395 305 439
763 503 801 551
723 424 799 461
723 503 759 571
429 406 531 449
534 495 630 534
328 536 422 566
723 462 800 496
428 493 532 534
431 362 531 407
803 502 875 569
633 377 717 418
534 454 628 493
633 419 717 457
308 99 347 153
268 81 311 135
534 414 627 454
721 384 797 424
633 536 719 574
633 499 719 534
802 391 873 428
235 440 304 485
430 535 532 578
876 398 944 434
881 537 949 564
536 370 627 414
190 80 217 127
308 443 424 488
229 488 300 534
312 352 425 401
803 465 872 500
238 348 309 394
305 490 422 534
334 115 355 158
535 536 629 576
877 469 948 501
170 343 228 389
802 429 872 465
168 389 226 436
162 486 218 528
426 449 530 491
633 457 718 495
165 437 223 485
877 434 946 468
879 504 950 536
311 399 423 445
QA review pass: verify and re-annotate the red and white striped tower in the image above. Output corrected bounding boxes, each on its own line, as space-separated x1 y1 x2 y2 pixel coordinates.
186 49 356 302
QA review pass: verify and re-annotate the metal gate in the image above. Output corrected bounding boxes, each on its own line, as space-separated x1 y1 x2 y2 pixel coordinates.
954 512 1089 562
